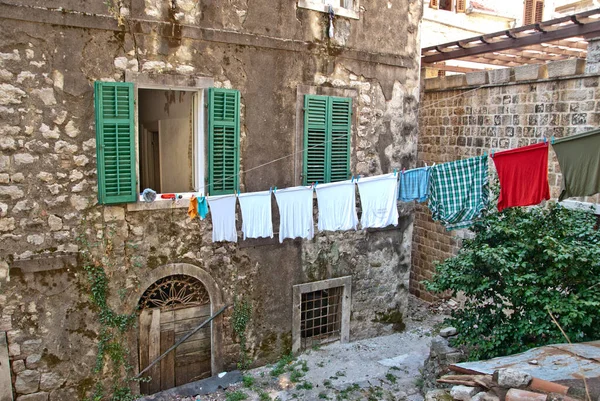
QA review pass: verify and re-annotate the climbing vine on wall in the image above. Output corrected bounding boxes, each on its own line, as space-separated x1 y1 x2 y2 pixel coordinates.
232 297 252 370
77 221 139 401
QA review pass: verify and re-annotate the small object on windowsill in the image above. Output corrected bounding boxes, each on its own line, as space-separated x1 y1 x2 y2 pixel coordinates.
142 188 157 202
161 193 176 200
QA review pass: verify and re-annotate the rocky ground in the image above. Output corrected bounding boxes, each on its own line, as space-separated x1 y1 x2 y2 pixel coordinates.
176 295 450 401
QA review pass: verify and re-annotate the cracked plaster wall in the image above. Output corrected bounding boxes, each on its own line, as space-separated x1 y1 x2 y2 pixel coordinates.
0 0 422 398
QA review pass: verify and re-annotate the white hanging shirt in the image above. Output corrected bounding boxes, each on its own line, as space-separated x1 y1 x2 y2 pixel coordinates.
315 180 358 232
357 173 399 229
274 186 314 243
207 195 238 243
238 191 273 240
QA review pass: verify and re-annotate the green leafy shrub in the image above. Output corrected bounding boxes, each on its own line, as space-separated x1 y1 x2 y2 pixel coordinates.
425 204 600 360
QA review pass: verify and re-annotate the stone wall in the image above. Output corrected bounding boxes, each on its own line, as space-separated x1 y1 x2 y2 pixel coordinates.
411 56 600 302
0 0 422 399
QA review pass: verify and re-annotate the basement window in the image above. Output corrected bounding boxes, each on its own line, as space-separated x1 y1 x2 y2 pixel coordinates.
292 276 352 352
297 0 360 20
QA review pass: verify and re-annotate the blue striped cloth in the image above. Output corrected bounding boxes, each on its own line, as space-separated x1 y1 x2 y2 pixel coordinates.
398 167 431 203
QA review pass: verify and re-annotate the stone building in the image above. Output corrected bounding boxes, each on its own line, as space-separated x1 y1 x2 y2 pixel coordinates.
0 0 423 399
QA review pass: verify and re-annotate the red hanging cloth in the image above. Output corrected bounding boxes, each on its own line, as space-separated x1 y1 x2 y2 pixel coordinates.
492 142 550 212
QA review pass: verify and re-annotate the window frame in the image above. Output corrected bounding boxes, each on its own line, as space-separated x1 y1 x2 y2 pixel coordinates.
135 86 206 198
292 276 352 353
294 85 357 187
297 0 360 20
121 72 214 209
302 94 352 185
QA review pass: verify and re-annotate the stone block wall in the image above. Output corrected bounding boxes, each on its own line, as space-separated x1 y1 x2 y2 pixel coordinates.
0 0 423 399
412 58 600 301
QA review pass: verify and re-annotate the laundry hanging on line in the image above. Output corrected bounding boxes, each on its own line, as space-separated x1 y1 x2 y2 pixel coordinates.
188 195 199 220
274 186 315 243
238 190 274 240
398 167 430 203
207 194 238 243
492 142 550 212
315 179 358 232
552 128 600 201
428 155 489 230
357 173 399 229
198 196 209 220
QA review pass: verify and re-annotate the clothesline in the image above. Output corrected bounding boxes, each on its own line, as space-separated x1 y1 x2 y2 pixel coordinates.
186 128 600 242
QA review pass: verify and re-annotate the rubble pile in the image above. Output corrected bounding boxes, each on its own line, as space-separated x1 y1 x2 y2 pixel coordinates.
426 368 590 401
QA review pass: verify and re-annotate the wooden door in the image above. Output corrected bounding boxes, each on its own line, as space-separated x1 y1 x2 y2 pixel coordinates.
139 304 212 394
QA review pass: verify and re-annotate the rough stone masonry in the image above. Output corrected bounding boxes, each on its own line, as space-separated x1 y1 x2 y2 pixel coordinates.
0 0 423 399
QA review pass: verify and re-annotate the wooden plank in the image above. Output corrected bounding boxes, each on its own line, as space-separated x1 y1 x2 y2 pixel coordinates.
174 318 211 334
0 332 14 401
160 329 175 391
148 309 161 395
138 310 152 396
159 304 210 323
175 350 211 366
173 304 211 320
174 328 210 343
175 338 211 355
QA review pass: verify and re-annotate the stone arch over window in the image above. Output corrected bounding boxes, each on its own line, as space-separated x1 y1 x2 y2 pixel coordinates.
128 263 224 378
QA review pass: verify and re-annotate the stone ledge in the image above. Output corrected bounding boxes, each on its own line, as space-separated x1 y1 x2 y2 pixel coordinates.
10 254 77 274
424 59 592 92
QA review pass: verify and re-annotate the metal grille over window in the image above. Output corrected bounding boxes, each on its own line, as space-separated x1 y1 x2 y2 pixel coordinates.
300 287 343 350
139 274 210 310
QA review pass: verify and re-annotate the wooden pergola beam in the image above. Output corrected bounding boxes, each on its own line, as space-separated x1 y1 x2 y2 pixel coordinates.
421 9 600 64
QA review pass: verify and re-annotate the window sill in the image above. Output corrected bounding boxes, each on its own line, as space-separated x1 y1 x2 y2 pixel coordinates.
297 1 359 19
127 198 190 212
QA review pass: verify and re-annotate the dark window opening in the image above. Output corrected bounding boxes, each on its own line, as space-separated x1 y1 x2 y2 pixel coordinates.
300 287 343 350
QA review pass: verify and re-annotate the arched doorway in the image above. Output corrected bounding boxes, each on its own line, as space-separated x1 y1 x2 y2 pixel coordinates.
138 274 212 394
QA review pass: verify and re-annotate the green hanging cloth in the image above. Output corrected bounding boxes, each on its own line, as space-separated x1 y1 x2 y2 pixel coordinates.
552 129 600 201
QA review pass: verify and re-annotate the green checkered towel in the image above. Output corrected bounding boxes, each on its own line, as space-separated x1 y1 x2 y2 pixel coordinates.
428 155 489 230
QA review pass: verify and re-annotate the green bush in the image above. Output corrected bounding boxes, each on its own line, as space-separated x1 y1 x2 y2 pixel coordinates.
425 204 600 360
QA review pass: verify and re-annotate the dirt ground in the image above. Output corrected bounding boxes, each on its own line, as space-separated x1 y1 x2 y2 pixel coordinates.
174 295 449 401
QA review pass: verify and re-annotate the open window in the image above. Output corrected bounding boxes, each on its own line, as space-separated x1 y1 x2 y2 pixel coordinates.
138 89 201 194
297 0 360 20
429 0 466 12
94 82 240 204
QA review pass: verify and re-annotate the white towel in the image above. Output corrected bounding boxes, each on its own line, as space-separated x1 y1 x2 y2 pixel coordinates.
274 186 314 243
315 180 358 232
357 173 399 229
238 191 273 240
207 194 238 242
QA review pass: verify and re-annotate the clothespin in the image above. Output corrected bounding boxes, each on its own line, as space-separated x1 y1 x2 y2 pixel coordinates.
238 189 241 196
551 136 555 145
274 186 277 193
312 181 318 189
355 175 360 182
269 186 273 194
393 169 397 176
543 137 547 144
492 150 495 158
484 151 488 157
402 168 406 174
351 175 355 183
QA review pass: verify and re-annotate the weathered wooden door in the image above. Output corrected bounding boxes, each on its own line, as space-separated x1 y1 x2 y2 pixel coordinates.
139 275 212 395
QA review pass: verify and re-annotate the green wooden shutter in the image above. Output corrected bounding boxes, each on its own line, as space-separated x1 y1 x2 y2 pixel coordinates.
303 95 351 185
208 88 240 195
94 81 137 204
329 97 352 182
303 95 328 185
